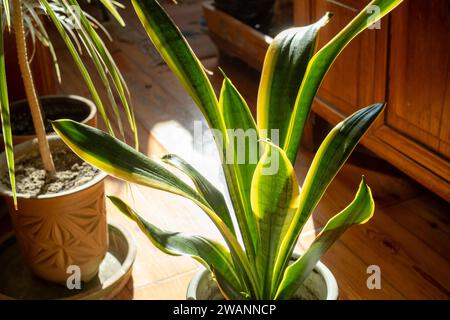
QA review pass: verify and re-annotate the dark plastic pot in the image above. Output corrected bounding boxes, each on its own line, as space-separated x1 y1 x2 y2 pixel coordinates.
213 0 276 32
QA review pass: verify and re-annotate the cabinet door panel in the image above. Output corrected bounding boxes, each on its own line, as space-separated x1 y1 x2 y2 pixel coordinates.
440 92 450 158
294 0 450 201
311 0 386 116
387 0 450 159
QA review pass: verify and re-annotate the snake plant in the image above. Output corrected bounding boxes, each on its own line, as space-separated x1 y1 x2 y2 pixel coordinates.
53 0 403 299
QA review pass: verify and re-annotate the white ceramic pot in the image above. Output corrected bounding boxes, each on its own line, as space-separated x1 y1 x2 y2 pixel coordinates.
187 253 338 300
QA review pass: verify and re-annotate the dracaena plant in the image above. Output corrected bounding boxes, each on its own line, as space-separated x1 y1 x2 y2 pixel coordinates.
52 0 403 299
0 0 137 205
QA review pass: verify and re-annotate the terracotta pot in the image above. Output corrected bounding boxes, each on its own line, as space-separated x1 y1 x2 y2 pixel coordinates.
0 95 97 149
0 136 108 284
0 95 97 220
186 252 339 300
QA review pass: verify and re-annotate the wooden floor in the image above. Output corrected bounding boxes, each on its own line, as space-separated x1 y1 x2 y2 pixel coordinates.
34 0 450 299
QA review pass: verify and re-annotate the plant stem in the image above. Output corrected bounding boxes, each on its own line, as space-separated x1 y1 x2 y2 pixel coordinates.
12 0 55 175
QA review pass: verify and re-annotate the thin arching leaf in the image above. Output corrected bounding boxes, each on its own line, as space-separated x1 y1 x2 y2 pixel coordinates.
23 0 61 81
60 0 125 141
283 0 404 163
66 0 138 148
0 13 16 207
41 0 115 135
2 0 11 28
99 0 125 26
276 178 374 299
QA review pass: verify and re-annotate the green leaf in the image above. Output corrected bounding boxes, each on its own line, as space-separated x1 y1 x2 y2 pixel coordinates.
61 1 125 140
219 76 259 260
65 0 138 148
132 0 263 283
276 177 374 299
99 0 125 26
52 120 211 206
109 195 245 299
283 0 404 163
41 0 115 136
162 153 236 236
273 103 385 289
250 141 300 298
52 119 261 298
257 13 331 145
23 0 61 82
2 0 11 28
132 0 223 131
0 13 16 207
131 3 265 271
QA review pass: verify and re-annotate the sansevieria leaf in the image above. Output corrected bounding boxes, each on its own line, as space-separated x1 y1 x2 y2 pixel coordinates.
257 13 331 144
283 0 404 163
276 177 374 299
273 103 385 289
52 119 261 298
251 141 300 297
53 0 404 300
132 0 265 269
109 196 245 299
219 76 259 260
162 154 236 236
132 0 223 131
52 120 200 201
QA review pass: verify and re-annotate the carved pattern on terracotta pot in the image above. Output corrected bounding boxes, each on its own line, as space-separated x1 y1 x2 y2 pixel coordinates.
8 180 108 284
0 136 109 284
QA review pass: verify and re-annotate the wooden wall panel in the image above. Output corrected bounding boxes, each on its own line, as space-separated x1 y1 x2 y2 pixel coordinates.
310 0 388 117
387 0 450 158
294 0 450 201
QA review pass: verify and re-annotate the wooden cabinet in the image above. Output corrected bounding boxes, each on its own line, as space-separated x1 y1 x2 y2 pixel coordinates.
294 0 450 202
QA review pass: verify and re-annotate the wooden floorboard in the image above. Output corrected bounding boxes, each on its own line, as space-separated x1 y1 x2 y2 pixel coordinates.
49 0 450 300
